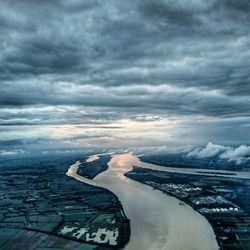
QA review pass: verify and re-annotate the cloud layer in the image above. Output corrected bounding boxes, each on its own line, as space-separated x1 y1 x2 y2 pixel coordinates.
187 142 250 164
0 0 250 149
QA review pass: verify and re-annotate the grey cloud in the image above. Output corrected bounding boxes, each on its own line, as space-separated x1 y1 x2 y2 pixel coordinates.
1 81 250 127
186 142 229 158
220 145 250 164
141 0 202 27
187 142 250 164
0 0 249 92
0 84 248 122
0 0 250 148
0 149 25 155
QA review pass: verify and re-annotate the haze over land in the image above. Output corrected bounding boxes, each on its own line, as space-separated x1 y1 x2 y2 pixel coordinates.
1 0 250 155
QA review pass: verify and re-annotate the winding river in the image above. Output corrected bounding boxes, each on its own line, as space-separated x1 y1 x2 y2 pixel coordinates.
66 152 227 250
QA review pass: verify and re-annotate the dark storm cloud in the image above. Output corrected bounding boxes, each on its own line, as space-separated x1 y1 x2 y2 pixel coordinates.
0 0 250 126
141 0 201 26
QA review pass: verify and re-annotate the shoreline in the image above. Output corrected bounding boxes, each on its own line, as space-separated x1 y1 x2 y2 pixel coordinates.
67 153 219 250
66 160 130 248
124 171 223 250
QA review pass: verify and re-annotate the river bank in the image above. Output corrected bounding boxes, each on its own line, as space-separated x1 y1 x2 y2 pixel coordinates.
67 152 219 250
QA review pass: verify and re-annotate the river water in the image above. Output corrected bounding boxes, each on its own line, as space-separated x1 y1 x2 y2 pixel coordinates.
67 152 220 250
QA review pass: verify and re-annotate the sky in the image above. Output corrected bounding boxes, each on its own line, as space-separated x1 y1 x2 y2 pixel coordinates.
0 0 250 155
